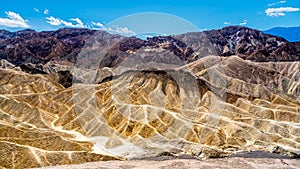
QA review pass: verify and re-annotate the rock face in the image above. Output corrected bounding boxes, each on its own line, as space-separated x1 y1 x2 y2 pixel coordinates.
0 27 300 169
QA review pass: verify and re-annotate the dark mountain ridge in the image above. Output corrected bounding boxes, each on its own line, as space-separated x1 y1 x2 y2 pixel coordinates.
0 26 300 67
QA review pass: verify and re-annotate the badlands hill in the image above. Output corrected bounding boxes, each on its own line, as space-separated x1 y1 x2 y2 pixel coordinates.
0 26 299 168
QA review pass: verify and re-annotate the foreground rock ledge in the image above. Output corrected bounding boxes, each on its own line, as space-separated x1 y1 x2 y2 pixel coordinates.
34 157 300 169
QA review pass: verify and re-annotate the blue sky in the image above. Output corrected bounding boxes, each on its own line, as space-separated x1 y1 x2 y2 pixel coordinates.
0 0 299 35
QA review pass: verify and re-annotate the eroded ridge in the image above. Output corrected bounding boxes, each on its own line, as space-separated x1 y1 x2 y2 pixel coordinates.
0 56 300 169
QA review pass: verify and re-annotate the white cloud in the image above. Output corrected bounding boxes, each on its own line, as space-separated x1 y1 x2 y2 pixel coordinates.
0 11 30 28
46 16 61 26
61 18 84 27
268 0 286 7
46 16 85 28
109 26 135 35
60 20 73 26
91 22 135 36
265 7 300 17
46 17 135 36
224 22 230 25
70 18 84 27
91 21 104 28
33 8 39 13
44 9 49 15
240 20 247 25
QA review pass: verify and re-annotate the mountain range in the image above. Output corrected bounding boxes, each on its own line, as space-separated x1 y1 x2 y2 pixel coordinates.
264 26 300 42
1 26 300 66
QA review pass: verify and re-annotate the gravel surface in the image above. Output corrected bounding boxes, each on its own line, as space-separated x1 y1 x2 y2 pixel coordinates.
35 152 300 169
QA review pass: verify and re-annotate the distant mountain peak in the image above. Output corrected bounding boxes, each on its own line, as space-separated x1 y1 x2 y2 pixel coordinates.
264 26 300 42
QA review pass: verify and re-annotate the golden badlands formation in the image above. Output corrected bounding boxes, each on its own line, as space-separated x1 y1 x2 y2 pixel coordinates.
0 26 299 168
0 55 300 168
